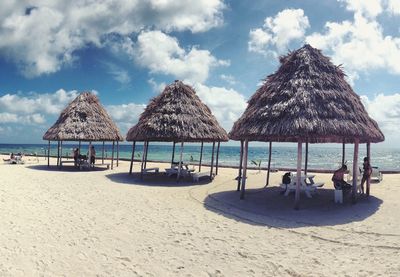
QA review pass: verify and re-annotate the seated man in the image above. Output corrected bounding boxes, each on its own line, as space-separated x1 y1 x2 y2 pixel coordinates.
332 165 352 191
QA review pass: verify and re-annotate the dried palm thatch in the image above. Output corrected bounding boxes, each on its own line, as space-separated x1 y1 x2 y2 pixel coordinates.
43 92 123 141
230 44 384 143
126 80 228 142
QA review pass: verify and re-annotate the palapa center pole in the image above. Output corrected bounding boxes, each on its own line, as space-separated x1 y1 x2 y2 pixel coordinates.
237 140 244 191
265 141 272 187
111 141 115 170
78 140 81 153
140 141 147 180
210 142 216 180
177 141 184 181
304 140 309 176
215 142 221 175
57 141 60 167
240 139 249 199
59 141 63 168
352 139 360 203
342 139 346 166
102 141 105 164
129 141 136 175
294 140 302 210
144 141 149 169
171 142 176 167
47 140 50 167
198 141 204 172
366 142 371 196
116 141 120 167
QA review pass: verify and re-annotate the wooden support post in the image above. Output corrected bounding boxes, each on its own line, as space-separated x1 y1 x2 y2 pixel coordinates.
265 141 272 187
177 142 184 181
59 141 63 168
57 141 60 167
237 140 244 191
215 142 220 175
78 140 81 153
294 141 302 210
210 142 216 180
116 141 119 167
144 141 149 170
47 140 50 167
102 141 105 164
304 140 309 175
366 142 371 196
199 142 204 172
140 141 147 180
111 141 115 170
352 139 359 203
171 142 176 167
240 140 249 199
129 141 136 175
342 139 346 166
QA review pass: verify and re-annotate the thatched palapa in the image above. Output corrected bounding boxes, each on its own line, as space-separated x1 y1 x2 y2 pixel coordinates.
43 92 123 169
230 44 384 144
126 80 228 180
230 44 384 208
127 80 228 142
43 92 123 141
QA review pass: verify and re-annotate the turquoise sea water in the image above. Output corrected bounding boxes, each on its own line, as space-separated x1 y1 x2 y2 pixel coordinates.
1 143 399 171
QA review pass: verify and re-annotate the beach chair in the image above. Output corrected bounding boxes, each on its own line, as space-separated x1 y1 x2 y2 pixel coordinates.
371 167 383 182
192 171 211 182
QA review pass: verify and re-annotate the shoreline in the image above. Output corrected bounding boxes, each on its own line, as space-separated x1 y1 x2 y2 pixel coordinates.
4 152 400 174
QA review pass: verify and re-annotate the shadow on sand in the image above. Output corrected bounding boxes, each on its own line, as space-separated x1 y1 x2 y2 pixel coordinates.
106 172 213 187
203 186 383 228
26 164 109 173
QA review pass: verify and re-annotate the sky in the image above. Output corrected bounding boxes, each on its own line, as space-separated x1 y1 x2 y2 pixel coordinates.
0 0 400 147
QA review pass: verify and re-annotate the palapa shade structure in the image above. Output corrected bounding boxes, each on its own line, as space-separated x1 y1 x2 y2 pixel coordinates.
126 80 228 180
43 92 123 169
230 44 384 208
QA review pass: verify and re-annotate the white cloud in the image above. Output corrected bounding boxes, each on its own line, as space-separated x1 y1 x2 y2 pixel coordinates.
387 0 400 14
0 89 79 116
306 13 400 80
361 93 400 144
132 30 229 83
338 0 383 18
220 74 237 86
0 1 225 77
248 9 310 56
148 78 166 93
0 112 45 124
105 103 146 135
194 83 247 131
104 62 131 85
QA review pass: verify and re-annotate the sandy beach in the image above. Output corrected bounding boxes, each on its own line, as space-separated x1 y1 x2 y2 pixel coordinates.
1 155 399 276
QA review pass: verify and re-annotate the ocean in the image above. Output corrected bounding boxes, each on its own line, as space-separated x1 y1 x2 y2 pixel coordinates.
1 143 399 171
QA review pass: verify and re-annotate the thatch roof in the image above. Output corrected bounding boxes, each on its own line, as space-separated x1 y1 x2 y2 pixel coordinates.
126 80 228 142
230 44 384 143
43 92 123 141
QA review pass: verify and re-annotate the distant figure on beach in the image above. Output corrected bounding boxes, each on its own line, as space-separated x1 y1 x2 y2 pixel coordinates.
3 153 15 163
360 157 372 194
332 165 352 191
89 145 96 166
73 148 79 167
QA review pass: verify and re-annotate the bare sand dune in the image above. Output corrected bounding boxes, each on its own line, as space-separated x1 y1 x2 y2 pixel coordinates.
0 155 399 276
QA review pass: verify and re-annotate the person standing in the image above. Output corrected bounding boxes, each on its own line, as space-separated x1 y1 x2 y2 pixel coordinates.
89 145 96 167
360 157 372 194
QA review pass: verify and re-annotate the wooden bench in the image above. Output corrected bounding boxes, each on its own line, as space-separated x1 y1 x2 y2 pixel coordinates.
142 167 159 174
192 172 210 182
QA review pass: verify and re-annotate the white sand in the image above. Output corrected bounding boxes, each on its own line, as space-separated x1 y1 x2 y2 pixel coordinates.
0 155 399 276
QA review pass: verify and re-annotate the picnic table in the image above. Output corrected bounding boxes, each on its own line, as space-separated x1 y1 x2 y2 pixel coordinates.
281 173 324 198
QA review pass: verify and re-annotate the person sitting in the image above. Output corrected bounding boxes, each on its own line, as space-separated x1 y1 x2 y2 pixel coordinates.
332 165 352 192
3 153 16 164
360 157 372 194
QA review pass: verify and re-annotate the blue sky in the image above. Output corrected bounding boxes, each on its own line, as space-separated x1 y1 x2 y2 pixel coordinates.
0 0 399 147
